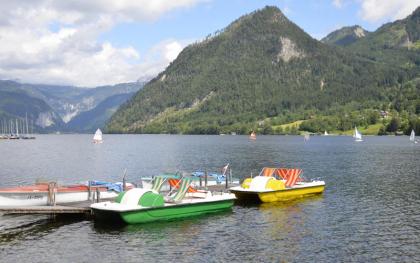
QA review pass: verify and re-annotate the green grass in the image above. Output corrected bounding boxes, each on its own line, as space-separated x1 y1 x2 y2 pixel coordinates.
411 41 420 50
333 123 383 136
272 120 303 130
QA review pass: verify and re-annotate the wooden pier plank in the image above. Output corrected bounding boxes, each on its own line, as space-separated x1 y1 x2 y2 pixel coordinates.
0 205 91 214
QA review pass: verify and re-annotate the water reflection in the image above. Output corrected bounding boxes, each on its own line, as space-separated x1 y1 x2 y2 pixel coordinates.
0 214 85 245
0 135 418 262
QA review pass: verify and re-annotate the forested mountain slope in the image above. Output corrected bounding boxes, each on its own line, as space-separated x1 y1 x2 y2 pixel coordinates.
108 6 420 135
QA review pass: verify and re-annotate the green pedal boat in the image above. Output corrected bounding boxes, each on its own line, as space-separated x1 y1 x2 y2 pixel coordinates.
90 177 235 224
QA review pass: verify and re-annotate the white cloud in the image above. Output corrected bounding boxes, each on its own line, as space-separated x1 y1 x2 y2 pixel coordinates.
282 6 292 15
359 0 420 22
164 41 183 61
333 0 344 8
0 0 204 87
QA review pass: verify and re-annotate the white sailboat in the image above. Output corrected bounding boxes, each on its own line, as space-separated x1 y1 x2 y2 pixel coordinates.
410 129 417 144
22 113 36 139
324 130 329 136
93 128 103 144
354 127 363 142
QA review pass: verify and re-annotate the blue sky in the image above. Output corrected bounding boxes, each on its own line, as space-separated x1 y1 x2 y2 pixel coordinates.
0 0 418 87
99 0 396 55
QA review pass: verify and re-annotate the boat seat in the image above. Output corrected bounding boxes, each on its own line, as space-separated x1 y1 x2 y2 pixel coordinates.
151 176 167 192
249 176 272 190
165 178 192 203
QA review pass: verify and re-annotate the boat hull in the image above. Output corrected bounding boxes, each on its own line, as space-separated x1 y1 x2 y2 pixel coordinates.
92 199 234 224
0 190 118 206
231 184 325 203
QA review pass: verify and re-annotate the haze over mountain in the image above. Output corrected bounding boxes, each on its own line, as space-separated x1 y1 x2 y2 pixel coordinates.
0 80 143 133
65 93 136 133
107 6 420 135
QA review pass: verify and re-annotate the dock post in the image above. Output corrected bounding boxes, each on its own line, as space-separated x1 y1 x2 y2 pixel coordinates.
138 177 143 188
225 172 228 189
47 182 56 206
96 187 100 203
122 169 127 191
88 181 91 200
205 170 208 188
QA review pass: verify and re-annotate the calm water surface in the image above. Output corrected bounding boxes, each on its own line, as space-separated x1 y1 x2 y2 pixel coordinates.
0 135 419 262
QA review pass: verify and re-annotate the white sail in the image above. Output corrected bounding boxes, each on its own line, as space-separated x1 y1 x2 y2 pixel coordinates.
324 131 328 136
93 129 103 143
410 130 415 142
354 127 362 141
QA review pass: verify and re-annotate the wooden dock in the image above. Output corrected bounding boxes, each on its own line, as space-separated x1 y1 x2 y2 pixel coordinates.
0 183 239 216
0 205 90 215
0 199 112 215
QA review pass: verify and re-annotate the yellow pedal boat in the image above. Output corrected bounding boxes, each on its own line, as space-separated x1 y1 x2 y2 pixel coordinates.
229 167 325 203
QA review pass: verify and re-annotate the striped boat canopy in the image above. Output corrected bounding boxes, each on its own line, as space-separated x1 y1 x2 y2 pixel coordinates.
154 173 182 179
259 167 303 187
168 178 198 193
151 176 166 192
285 169 302 187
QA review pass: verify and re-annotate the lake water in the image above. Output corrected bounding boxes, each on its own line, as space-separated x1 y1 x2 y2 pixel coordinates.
0 135 419 262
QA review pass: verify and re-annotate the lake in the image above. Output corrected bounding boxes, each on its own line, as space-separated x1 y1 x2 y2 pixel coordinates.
0 135 419 262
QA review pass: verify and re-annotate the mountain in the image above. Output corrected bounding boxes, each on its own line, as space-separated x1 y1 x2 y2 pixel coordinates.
321 25 370 46
0 80 143 132
350 7 420 50
334 7 420 129
65 93 135 132
17 81 143 123
0 81 64 131
107 6 419 134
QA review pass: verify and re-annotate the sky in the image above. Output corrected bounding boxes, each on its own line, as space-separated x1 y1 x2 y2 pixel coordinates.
0 0 418 87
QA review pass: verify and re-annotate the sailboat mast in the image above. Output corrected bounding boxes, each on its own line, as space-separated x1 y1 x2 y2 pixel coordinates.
26 113 29 135
15 119 19 137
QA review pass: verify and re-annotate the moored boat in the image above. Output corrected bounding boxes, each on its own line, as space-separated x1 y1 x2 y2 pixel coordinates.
249 131 256 140
229 167 325 203
0 181 131 207
410 129 417 144
91 177 235 224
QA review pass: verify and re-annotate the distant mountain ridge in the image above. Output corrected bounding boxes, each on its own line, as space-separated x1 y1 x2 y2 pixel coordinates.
107 6 419 134
65 93 135 132
0 80 143 132
0 88 63 132
354 7 420 50
321 25 370 46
